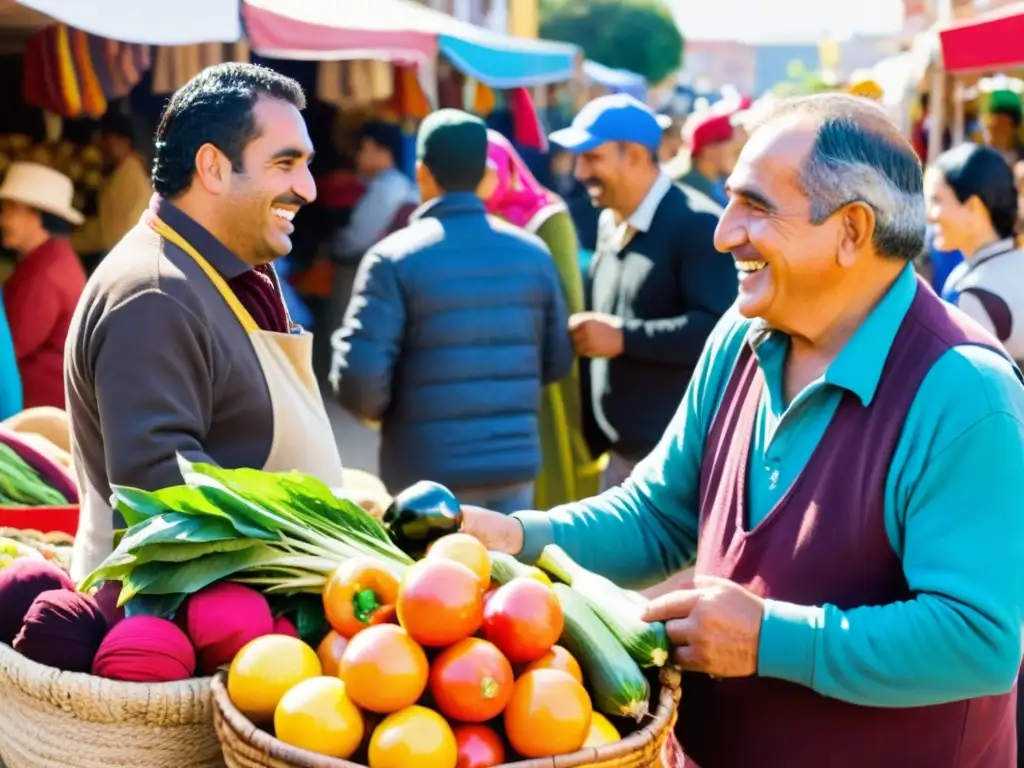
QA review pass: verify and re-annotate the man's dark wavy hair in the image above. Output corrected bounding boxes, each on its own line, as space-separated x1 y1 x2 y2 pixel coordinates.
151 63 306 198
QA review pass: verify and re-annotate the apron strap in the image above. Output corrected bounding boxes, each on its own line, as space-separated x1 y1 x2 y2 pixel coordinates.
149 215 259 335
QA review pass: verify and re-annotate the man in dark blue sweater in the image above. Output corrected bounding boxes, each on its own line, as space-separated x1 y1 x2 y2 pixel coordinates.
550 95 739 488
332 110 573 511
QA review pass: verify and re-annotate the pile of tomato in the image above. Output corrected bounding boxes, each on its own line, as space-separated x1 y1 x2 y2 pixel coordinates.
265 533 622 768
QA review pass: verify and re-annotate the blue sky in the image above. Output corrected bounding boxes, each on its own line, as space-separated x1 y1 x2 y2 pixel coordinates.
665 0 907 42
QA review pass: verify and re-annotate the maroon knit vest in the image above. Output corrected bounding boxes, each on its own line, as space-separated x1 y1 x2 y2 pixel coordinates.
676 278 1018 768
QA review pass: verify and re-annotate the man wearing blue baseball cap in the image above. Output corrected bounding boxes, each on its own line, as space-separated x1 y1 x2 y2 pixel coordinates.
550 94 739 490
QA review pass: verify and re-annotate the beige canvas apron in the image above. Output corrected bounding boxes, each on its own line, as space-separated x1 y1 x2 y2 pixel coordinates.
71 217 345 581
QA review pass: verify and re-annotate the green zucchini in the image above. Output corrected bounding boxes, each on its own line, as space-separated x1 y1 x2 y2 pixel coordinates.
553 583 650 721
488 551 553 586
538 545 669 668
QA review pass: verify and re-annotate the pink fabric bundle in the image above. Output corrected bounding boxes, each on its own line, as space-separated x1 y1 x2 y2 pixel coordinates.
177 582 274 675
92 616 196 683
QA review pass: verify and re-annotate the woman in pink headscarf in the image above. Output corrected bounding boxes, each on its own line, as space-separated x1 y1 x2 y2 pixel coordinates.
478 130 598 507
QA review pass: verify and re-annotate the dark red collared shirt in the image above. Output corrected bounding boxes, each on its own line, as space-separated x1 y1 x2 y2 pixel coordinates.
151 197 289 333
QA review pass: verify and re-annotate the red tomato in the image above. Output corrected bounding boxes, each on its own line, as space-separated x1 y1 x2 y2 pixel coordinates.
453 724 506 768
398 559 484 647
482 578 563 663
429 638 514 723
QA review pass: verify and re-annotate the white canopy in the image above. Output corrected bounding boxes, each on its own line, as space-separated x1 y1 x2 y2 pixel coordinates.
14 0 240 45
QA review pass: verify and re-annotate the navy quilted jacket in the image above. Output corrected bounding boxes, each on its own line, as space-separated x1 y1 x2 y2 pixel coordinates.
331 193 573 492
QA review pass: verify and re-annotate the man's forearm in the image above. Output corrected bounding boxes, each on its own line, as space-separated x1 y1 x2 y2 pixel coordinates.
512 483 698 590
758 595 1021 707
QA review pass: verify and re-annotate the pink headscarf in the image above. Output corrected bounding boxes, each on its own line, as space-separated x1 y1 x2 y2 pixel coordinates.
484 130 563 232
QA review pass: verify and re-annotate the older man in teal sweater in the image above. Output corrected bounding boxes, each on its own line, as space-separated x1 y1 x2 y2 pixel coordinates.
394 94 1024 767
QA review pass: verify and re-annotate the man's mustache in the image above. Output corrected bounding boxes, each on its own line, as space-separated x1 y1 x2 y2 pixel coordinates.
273 194 309 207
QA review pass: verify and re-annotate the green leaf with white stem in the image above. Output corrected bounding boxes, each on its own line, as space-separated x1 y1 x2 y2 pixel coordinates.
180 457 410 563
111 486 174 527
112 484 278 542
119 546 292 604
88 459 414 609
537 545 670 668
78 512 266 592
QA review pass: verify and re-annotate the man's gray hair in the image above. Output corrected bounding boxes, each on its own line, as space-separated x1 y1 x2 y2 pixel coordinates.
751 94 926 261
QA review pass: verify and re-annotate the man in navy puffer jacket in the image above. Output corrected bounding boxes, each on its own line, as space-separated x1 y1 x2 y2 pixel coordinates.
331 110 573 512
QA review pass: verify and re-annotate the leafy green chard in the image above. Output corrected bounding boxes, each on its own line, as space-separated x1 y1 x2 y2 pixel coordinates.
81 455 413 613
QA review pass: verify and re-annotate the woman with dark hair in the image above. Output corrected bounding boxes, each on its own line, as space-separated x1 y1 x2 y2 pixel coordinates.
926 143 1024 364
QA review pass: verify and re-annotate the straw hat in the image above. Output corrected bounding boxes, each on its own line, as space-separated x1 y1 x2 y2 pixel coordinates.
0 162 83 225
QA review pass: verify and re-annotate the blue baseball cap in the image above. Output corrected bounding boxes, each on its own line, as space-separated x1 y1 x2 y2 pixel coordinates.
549 94 663 153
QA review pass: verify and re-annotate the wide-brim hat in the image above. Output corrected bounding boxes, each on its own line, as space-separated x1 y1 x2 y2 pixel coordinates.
0 162 83 225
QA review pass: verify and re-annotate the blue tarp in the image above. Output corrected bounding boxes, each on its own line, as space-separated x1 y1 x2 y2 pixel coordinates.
582 60 647 101
439 31 577 89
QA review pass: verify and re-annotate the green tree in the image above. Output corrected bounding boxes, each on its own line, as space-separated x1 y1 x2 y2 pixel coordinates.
540 0 684 85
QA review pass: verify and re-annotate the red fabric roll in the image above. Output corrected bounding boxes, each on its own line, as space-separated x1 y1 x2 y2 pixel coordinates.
92 616 195 683
176 582 274 675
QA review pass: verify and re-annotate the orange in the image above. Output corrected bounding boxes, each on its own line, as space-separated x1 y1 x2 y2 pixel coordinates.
274 676 364 758
227 635 321 724
316 630 349 677
504 669 592 758
339 624 428 713
368 705 457 768
426 533 491 588
522 645 583 684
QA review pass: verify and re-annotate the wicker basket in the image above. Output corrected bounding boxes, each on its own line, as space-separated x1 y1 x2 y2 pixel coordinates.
0 643 225 768
212 666 681 768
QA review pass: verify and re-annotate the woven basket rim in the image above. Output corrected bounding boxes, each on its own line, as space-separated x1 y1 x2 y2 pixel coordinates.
0 640 214 703
212 666 681 768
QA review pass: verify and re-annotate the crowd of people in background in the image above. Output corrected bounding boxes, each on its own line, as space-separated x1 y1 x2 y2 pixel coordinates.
0 59 1017 767
0 69 1023 515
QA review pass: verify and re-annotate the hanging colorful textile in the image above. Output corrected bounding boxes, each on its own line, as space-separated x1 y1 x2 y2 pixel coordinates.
22 25 151 119
386 65 431 120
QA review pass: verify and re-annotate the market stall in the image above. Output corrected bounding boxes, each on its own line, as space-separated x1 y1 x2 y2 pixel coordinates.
242 0 578 89
928 2 1024 160
0 460 681 768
